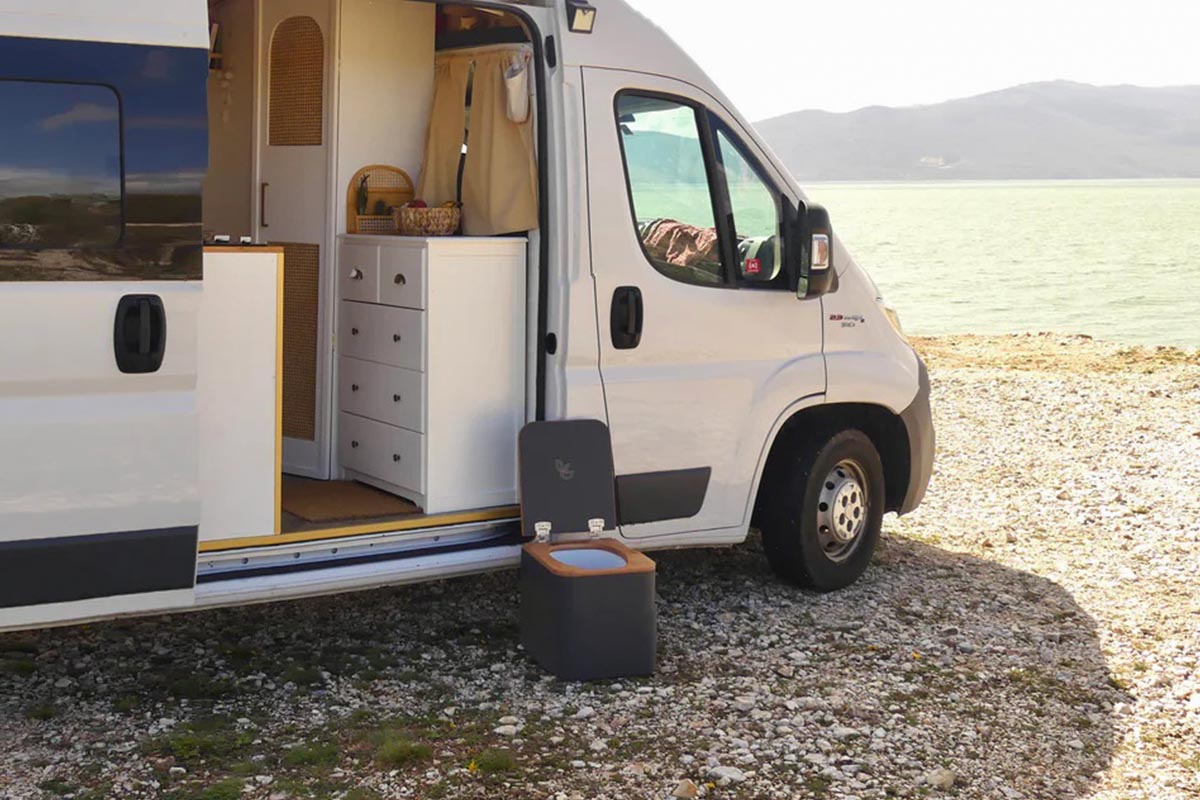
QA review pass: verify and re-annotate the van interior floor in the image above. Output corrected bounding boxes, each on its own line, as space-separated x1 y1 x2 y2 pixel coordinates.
280 476 423 534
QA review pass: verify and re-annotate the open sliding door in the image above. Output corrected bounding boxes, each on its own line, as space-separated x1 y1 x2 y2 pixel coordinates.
0 17 209 630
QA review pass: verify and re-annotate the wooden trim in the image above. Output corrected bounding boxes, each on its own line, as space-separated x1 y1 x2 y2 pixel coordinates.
203 245 286 254
198 506 520 553
274 250 285 535
522 540 656 578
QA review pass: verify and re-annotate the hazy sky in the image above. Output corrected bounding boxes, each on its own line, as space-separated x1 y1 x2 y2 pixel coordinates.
627 0 1200 120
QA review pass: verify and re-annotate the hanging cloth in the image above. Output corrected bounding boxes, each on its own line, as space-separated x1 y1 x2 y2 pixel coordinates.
460 49 539 236
416 55 472 207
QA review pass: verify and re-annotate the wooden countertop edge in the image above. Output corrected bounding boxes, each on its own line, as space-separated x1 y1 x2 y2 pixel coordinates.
523 540 656 578
204 245 285 254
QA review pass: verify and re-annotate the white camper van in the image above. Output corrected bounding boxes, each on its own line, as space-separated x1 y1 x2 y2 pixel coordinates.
0 0 933 632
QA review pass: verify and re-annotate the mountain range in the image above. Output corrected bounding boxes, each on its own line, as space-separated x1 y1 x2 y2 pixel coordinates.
755 81 1200 181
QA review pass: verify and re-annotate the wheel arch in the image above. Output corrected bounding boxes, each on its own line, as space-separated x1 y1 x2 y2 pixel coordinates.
749 402 913 526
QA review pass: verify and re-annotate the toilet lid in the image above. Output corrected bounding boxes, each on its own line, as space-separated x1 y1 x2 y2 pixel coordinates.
518 420 618 539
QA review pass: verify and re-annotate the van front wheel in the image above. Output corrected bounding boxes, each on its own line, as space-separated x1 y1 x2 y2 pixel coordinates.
760 429 885 591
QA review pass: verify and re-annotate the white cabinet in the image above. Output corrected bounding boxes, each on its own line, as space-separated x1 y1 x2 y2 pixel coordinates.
336 235 527 513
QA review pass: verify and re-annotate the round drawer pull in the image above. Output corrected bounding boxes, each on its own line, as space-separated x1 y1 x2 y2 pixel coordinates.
393 394 402 403
394 273 406 286
351 441 360 449
351 384 360 392
351 328 360 336
349 268 363 281
393 454 402 463
393 334 402 343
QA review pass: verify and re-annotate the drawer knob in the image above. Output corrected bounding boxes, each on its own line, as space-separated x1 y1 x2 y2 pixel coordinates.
394 273 406 286
393 334 402 343
351 384 360 392
349 268 363 281
351 328 360 336
393 454 402 462
351 440 360 449
393 394 402 403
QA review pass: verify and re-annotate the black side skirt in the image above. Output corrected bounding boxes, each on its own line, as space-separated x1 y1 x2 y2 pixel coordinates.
616 468 712 526
0 527 197 609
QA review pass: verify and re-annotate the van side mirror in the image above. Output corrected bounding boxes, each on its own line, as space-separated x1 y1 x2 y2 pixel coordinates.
789 203 835 298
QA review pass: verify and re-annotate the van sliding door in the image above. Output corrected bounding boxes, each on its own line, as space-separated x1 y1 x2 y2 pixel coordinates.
0 29 208 630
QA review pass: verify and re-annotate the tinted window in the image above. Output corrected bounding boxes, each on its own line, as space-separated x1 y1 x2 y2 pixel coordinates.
0 36 207 281
616 94 726 286
716 127 785 287
0 81 122 249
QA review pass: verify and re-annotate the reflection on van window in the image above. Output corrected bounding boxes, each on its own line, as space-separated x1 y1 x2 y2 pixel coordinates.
617 95 725 286
717 127 783 286
0 81 122 249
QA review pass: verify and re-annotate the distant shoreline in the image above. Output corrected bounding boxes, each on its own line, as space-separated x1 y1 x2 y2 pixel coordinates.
803 177 1200 187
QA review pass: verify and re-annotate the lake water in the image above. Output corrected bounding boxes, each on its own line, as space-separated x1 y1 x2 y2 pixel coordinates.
807 180 1200 350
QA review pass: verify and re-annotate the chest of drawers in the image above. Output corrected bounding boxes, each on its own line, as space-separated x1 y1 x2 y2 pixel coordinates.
336 235 527 513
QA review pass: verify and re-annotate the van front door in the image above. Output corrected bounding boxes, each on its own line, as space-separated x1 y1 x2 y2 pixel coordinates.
256 0 333 479
0 32 208 629
583 69 826 540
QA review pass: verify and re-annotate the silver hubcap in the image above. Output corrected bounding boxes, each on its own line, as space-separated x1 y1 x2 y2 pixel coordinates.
816 459 869 563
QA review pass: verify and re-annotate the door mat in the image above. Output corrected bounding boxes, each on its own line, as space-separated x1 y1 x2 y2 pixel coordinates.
282 477 421 523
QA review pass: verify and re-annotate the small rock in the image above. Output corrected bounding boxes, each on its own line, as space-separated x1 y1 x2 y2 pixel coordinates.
493 725 518 736
927 768 957 790
497 715 520 725
574 706 596 719
708 766 747 784
168 767 186 777
672 778 699 798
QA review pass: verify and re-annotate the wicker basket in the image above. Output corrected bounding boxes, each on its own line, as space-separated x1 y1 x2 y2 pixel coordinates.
347 165 414 234
395 206 461 237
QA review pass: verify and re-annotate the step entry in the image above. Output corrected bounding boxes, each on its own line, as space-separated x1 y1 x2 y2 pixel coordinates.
517 420 656 681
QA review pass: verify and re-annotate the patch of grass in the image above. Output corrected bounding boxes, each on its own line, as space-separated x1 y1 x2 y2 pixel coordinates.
376 735 433 768
36 779 74 795
168 675 236 701
473 748 517 775
0 638 38 654
191 777 244 800
285 741 340 767
4 658 37 676
154 717 254 765
114 695 140 713
26 702 57 721
282 664 322 687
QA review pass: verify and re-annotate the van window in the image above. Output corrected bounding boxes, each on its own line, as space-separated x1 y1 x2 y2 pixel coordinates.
0 80 123 250
716 127 785 287
616 94 726 286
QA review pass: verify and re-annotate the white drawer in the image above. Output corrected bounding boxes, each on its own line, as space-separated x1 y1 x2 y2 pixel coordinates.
339 301 425 371
339 412 424 493
338 356 425 433
339 242 380 303
378 246 426 310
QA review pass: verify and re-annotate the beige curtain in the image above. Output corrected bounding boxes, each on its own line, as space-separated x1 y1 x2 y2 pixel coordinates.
416 56 472 206
462 50 538 235
418 48 539 235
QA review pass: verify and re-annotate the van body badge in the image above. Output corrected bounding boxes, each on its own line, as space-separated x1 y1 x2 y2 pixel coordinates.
555 459 575 481
829 313 866 328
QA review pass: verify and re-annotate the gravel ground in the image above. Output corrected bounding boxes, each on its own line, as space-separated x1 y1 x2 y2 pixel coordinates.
1 334 1198 800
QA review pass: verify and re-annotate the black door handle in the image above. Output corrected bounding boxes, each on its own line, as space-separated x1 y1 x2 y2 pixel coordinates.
114 294 167 374
610 286 643 350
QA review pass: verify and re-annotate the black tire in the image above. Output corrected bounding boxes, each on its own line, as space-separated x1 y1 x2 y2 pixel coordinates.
759 429 885 591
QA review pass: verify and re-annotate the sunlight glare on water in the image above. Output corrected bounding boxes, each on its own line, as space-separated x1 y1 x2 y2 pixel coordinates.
808 180 1200 350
